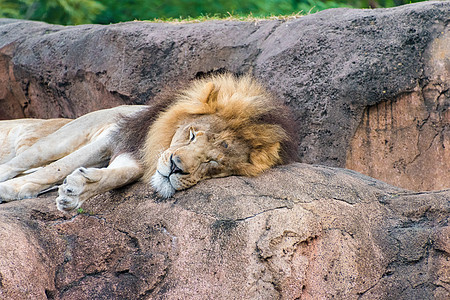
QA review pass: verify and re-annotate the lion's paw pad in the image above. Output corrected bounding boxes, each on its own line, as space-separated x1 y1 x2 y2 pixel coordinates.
56 167 101 212
56 194 81 212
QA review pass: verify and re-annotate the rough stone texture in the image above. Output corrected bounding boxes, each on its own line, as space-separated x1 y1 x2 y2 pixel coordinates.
0 163 448 299
0 2 449 299
0 1 449 191
346 90 450 191
346 26 450 191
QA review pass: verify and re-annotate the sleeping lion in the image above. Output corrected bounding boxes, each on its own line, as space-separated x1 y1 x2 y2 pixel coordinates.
0 74 297 212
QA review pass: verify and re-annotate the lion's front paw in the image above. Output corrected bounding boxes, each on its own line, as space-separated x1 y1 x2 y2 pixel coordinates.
56 167 100 212
55 194 81 212
56 180 82 212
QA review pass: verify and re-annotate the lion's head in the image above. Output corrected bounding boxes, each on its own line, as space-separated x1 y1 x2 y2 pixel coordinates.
143 74 297 197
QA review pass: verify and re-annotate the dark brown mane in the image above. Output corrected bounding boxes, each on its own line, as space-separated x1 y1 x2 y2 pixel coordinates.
259 100 299 164
111 93 176 160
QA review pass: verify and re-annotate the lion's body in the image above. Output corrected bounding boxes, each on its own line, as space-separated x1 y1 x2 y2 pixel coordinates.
0 74 297 211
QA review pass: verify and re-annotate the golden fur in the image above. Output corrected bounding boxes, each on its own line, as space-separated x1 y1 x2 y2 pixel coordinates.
144 74 289 180
140 73 296 198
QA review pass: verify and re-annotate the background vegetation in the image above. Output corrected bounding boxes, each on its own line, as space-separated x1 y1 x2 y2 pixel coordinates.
0 0 427 25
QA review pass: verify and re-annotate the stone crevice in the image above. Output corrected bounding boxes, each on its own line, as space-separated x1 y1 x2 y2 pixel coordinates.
234 205 292 222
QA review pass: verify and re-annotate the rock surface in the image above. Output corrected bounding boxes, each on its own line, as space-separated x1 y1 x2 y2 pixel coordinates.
0 1 449 191
0 163 449 299
0 2 449 299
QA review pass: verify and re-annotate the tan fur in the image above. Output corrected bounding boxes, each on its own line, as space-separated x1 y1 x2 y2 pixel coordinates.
0 106 146 210
0 118 71 164
0 74 294 211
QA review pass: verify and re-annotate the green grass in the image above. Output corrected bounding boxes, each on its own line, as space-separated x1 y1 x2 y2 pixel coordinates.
147 11 307 23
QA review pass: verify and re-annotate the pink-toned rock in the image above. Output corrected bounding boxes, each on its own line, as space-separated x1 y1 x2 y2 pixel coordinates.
346 28 450 191
0 164 448 299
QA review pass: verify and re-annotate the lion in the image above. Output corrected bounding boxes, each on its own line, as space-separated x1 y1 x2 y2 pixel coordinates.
0 74 298 211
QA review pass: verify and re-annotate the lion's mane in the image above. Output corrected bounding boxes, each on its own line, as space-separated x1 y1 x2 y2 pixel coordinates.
113 73 298 182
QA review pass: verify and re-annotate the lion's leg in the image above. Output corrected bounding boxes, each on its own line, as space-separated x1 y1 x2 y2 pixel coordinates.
0 137 112 202
0 119 70 165
0 106 145 182
0 110 129 182
56 153 143 212
0 123 101 182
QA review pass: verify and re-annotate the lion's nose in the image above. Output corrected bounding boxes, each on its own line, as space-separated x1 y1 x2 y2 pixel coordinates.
169 154 187 175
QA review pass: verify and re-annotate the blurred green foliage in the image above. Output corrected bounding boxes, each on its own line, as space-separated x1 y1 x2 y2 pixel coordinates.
0 0 103 24
0 0 427 25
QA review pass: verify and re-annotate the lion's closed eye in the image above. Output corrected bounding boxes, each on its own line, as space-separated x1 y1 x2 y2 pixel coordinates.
189 127 196 142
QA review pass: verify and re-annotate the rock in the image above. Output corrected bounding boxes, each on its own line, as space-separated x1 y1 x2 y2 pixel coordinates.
0 2 449 299
0 1 448 191
0 163 448 299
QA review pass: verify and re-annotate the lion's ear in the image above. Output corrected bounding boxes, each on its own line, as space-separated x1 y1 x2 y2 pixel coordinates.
199 82 218 105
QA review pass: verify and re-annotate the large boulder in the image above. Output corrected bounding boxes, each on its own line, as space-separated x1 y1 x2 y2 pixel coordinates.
0 163 448 299
0 2 449 299
0 1 448 191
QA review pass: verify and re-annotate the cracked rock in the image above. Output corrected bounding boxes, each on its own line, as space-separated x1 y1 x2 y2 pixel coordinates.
0 163 448 299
